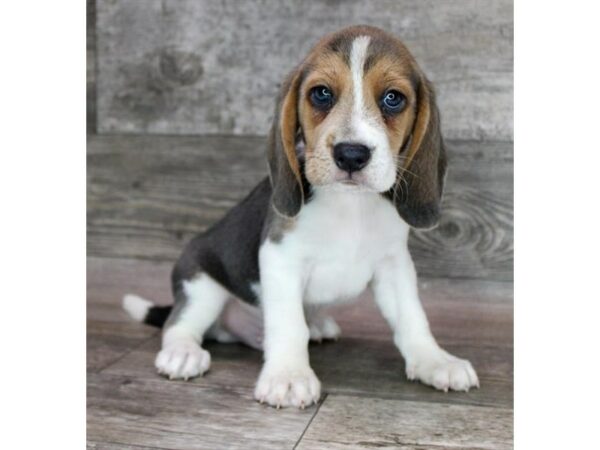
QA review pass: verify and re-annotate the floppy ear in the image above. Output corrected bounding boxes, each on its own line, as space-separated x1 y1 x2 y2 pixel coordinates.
393 72 447 229
267 69 304 218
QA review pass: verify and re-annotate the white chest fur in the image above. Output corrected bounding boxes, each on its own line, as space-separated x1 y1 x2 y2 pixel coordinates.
260 188 410 305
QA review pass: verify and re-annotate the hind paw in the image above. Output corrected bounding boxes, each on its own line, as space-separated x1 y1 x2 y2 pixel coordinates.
309 315 341 342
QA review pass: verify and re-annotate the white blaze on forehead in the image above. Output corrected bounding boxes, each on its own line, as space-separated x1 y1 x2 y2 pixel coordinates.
349 36 371 118
342 34 396 192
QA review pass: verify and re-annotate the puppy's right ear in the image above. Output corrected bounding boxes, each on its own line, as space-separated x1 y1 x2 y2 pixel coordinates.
267 69 304 218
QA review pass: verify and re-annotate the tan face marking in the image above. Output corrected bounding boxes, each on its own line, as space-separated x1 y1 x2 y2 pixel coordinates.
363 57 417 157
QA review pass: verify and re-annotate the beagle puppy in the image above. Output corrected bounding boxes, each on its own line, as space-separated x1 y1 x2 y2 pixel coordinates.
123 25 479 409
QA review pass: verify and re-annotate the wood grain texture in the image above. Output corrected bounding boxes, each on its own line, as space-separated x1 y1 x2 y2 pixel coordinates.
87 256 513 347
88 0 96 133
87 257 512 448
93 257 512 409
95 0 513 140
87 135 513 280
88 442 169 450
296 395 513 449
87 373 318 450
87 257 168 371
87 320 157 373
105 330 512 410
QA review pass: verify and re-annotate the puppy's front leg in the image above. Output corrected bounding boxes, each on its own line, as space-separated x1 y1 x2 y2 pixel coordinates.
372 248 479 392
254 243 320 409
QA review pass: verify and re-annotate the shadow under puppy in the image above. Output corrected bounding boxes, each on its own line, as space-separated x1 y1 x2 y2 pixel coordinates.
124 25 479 409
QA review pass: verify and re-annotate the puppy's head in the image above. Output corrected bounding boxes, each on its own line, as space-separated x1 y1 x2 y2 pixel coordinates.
268 25 446 228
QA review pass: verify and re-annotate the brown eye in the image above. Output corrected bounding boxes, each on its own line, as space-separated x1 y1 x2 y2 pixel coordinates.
380 90 406 114
309 85 334 110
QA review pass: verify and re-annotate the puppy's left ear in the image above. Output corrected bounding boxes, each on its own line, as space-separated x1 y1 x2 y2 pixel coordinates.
267 69 304 218
393 72 447 229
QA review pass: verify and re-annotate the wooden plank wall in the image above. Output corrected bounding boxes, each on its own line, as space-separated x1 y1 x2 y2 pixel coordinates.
95 0 513 141
87 135 513 281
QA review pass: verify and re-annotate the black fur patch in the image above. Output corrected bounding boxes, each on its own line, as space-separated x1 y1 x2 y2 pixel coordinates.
326 35 353 65
363 36 402 73
171 178 272 305
144 305 172 327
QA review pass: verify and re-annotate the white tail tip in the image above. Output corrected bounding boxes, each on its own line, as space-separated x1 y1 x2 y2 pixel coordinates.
122 294 153 322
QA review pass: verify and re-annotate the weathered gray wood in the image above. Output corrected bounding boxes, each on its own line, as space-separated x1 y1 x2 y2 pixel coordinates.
88 0 96 133
87 256 173 312
87 373 317 450
87 320 157 373
87 135 513 280
89 254 513 347
105 333 512 410
87 256 512 448
92 256 512 409
296 395 513 449
88 441 168 450
331 276 513 347
96 0 513 141
87 256 168 371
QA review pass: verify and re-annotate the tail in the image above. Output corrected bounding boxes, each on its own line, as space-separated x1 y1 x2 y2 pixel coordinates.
122 294 172 328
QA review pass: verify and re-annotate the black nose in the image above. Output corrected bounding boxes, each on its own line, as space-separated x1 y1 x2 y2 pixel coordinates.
333 143 371 173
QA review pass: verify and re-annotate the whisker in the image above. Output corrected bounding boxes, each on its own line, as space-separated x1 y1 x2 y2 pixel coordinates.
393 155 420 179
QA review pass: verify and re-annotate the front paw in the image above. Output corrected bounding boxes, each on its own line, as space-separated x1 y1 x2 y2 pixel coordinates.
155 342 211 380
406 347 479 392
254 365 321 409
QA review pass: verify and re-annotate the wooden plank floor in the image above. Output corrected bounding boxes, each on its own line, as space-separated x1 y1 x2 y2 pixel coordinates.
87 257 513 449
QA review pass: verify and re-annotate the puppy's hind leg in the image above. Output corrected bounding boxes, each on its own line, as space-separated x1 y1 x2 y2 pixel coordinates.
155 273 228 380
305 305 341 343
